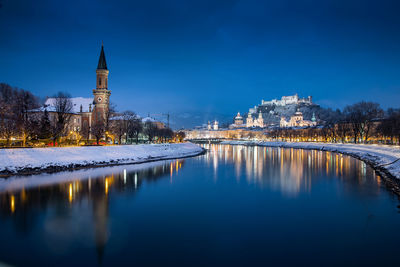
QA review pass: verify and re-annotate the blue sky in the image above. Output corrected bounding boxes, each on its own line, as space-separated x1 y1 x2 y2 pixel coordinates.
1 0 400 116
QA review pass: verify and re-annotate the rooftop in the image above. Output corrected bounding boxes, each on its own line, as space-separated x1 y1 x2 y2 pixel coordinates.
31 97 94 114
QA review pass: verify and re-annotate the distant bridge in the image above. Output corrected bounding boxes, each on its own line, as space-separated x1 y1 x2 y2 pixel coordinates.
187 138 228 144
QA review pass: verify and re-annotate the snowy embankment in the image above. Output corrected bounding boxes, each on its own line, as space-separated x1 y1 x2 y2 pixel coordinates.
221 140 400 179
0 143 204 176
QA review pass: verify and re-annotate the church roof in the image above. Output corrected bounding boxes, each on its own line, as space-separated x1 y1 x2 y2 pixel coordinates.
97 44 108 70
110 114 140 121
142 117 156 123
31 97 94 114
235 112 242 119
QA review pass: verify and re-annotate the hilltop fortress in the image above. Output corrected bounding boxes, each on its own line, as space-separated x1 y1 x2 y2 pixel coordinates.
249 94 312 113
231 93 319 129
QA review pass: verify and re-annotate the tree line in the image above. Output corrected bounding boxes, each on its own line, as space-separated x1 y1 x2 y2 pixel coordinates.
2 82 398 146
0 83 185 147
109 112 183 145
267 101 400 144
0 83 40 146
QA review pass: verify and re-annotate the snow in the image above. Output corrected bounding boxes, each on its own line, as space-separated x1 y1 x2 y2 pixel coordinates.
221 140 400 179
110 114 140 121
31 97 94 113
142 116 156 123
0 143 203 175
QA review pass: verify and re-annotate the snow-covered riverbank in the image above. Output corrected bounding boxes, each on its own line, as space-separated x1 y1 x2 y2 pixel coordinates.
0 143 204 176
221 140 400 180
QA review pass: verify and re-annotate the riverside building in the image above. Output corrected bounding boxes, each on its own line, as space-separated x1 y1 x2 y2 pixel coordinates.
32 44 112 137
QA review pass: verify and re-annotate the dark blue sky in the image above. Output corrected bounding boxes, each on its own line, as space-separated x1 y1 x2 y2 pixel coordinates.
1 0 400 116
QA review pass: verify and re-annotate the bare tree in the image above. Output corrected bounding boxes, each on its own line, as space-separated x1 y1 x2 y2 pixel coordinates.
110 112 130 145
50 92 73 145
175 131 186 142
1 119 18 147
14 89 40 146
112 119 127 145
91 120 105 145
0 83 39 147
38 109 52 139
157 127 173 143
143 121 158 143
104 101 116 133
376 109 400 145
392 111 400 145
343 101 383 143
80 121 91 145
0 83 14 104
0 85 14 146
336 122 351 143
126 112 143 144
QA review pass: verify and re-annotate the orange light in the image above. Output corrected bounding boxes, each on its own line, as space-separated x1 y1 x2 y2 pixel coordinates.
69 184 73 203
10 195 15 213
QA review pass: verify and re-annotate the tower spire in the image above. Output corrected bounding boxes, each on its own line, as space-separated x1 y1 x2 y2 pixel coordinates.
97 43 108 70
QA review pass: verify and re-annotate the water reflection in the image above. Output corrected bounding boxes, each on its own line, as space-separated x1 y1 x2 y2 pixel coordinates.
0 145 395 266
0 159 184 263
201 144 381 196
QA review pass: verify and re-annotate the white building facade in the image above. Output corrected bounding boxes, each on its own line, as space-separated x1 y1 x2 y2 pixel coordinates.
280 110 316 128
246 111 264 128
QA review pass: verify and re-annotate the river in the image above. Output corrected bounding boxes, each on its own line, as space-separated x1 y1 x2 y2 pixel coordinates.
0 144 399 266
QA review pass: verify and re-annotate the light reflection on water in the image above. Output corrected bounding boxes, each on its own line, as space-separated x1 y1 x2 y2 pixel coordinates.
201 144 380 196
0 159 185 214
0 144 398 266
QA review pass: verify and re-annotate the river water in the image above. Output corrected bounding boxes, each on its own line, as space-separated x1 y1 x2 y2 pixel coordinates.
0 144 399 266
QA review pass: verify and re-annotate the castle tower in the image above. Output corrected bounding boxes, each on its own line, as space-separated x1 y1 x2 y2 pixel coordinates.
246 112 253 128
257 111 264 127
93 43 111 123
213 120 219 130
311 112 317 125
234 112 243 125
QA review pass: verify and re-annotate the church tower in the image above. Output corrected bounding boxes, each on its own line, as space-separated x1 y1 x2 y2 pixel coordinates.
257 111 264 127
246 112 253 128
93 43 111 123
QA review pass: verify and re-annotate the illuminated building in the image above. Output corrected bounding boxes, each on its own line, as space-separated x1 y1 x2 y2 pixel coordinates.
213 120 219 130
234 112 244 126
246 111 264 128
30 43 111 139
250 93 313 113
280 110 316 128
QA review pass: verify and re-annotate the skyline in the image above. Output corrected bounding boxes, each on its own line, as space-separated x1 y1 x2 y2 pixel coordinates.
2 1 400 265
1 0 400 116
